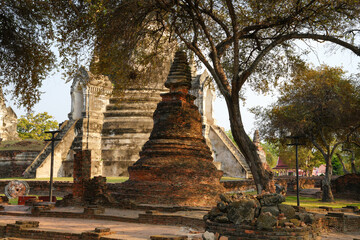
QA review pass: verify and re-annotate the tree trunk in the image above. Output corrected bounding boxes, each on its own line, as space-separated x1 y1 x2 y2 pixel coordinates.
336 153 349 174
226 97 275 194
322 155 335 202
350 154 357 174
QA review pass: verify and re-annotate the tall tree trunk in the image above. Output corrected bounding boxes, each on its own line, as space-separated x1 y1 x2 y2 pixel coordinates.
349 152 357 174
226 97 275 194
322 155 335 202
336 153 349 174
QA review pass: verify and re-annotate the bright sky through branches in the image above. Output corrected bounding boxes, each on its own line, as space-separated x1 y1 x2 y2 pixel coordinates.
5 41 360 136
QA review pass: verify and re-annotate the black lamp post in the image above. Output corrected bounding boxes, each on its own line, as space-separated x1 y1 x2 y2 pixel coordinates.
45 130 60 202
286 135 304 207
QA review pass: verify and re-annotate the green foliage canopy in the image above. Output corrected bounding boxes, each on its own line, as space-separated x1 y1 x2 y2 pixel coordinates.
0 1 55 110
254 64 360 201
17 112 58 140
254 65 360 145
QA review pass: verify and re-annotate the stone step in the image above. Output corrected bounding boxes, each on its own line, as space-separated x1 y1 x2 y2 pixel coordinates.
106 102 159 111
102 133 150 140
102 141 147 149
104 110 154 118
102 120 153 131
109 95 161 104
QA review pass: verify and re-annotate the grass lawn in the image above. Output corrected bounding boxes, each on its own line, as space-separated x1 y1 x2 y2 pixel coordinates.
285 195 360 209
221 177 245 181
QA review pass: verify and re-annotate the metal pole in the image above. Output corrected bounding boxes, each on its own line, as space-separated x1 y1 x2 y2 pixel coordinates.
295 141 300 207
287 135 304 208
49 138 55 202
45 131 60 203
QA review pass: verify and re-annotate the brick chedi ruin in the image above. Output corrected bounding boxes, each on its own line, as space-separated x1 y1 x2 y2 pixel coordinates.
118 51 225 206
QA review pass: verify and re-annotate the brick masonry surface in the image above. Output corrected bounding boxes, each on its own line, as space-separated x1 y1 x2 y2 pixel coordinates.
0 176 336 197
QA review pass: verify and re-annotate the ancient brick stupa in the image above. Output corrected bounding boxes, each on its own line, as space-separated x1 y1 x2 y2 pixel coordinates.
118 51 225 206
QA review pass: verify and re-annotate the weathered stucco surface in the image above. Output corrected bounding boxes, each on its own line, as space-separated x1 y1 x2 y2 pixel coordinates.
0 87 19 141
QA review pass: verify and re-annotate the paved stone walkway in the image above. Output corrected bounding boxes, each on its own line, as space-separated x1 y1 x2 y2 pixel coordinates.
0 215 202 240
0 205 359 240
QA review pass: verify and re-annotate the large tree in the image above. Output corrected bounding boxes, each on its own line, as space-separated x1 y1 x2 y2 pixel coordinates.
254 65 360 201
3 1 360 193
0 1 55 109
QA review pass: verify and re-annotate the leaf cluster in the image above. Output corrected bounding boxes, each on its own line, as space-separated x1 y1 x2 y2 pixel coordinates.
254 65 360 147
0 0 55 110
17 112 58 140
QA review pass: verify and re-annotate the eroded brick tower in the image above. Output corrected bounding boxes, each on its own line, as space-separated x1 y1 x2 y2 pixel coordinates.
118 51 225 206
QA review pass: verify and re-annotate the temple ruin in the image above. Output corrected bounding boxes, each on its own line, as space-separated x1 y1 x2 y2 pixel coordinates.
0 88 18 141
24 54 253 179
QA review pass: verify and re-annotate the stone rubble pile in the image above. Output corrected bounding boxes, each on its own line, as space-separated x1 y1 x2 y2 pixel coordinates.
204 193 315 230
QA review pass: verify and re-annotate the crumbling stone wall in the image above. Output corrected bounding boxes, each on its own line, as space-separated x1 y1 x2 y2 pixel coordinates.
0 87 19 141
0 150 39 178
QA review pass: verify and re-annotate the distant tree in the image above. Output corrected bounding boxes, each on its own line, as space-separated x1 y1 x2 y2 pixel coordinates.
17 112 58 140
332 156 344 176
254 65 360 202
260 142 278 168
226 130 278 168
278 145 319 176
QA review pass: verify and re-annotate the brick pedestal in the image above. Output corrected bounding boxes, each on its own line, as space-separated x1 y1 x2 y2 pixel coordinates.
73 150 91 198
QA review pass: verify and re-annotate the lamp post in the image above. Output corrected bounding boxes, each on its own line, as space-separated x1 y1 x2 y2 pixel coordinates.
286 136 304 207
45 130 60 202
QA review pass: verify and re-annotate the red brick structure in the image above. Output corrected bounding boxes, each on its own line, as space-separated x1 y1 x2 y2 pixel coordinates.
73 150 91 198
118 51 225 207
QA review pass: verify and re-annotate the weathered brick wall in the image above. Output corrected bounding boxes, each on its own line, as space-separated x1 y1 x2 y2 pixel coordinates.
221 179 256 192
315 215 360 232
73 150 91 198
0 150 38 178
0 181 72 197
0 176 345 198
221 177 325 193
275 176 324 191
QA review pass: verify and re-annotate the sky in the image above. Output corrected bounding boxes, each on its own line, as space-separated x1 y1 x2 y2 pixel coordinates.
5 41 359 136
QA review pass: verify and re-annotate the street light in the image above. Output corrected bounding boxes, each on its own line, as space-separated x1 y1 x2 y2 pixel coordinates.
286 135 304 207
45 130 60 202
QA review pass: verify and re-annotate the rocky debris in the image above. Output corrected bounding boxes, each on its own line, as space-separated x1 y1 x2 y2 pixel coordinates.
56 176 117 207
275 184 286 195
205 193 315 231
202 231 215 240
278 203 296 219
83 176 116 205
227 198 258 224
257 193 285 206
257 212 277 230
299 212 315 224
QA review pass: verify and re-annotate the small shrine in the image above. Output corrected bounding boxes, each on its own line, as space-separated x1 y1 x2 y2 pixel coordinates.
273 158 295 176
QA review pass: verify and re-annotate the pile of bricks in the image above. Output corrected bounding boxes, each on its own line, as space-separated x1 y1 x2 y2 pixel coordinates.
83 176 116 205
205 221 319 240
